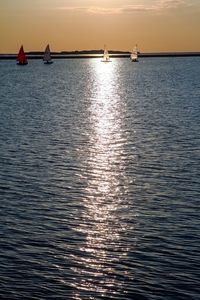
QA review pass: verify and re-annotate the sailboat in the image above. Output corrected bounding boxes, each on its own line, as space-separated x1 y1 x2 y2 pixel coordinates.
16 45 28 65
130 44 139 62
101 45 111 62
43 44 53 64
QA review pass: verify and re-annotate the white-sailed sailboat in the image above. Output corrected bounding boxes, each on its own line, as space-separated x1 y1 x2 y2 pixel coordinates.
131 44 139 62
43 44 53 64
101 45 111 62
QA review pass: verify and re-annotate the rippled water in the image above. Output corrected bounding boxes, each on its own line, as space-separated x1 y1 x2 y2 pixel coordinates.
0 57 200 300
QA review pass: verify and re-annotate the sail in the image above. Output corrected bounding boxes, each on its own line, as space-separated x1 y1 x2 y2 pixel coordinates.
43 44 52 62
17 45 28 64
102 45 111 62
131 44 139 61
131 52 138 60
104 49 109 59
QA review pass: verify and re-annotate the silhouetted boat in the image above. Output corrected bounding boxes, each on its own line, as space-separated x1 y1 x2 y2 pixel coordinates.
131 45 139 62
101 45 111 62
43 44 53 64
17 45 28 65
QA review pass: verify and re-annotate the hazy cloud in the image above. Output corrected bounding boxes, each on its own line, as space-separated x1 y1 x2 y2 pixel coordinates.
57 0 187 14
158 0 186 9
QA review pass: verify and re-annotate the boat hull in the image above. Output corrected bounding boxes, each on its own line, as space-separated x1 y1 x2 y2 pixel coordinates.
101 59 112 62
17 62 28 65
44 61 53 64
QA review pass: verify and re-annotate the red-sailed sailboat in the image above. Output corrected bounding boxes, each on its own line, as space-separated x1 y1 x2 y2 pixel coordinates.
17 45 28 65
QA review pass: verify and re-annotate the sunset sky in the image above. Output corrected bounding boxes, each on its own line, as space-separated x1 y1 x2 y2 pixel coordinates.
0 0 200 53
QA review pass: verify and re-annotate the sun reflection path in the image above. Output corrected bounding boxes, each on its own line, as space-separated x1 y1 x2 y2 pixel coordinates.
72 59 136 298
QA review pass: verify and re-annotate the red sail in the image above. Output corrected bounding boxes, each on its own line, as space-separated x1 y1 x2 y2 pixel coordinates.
17 45 28 64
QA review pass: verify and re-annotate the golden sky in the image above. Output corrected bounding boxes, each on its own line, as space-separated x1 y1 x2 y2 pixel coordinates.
0 0 200 53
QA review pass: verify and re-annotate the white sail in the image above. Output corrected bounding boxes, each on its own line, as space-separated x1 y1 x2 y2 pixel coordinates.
43 44 52 63
102 45 111 62
131 44 139 62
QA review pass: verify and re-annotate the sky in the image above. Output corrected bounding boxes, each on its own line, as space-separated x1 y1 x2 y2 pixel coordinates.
0 0 200 53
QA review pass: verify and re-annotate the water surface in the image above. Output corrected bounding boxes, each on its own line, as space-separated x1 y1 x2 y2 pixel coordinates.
0 57 200 299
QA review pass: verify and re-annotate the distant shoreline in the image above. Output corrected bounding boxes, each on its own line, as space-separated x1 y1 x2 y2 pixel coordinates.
0 51 200 60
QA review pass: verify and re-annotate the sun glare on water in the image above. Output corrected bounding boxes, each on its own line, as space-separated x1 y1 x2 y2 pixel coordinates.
67 59 136 298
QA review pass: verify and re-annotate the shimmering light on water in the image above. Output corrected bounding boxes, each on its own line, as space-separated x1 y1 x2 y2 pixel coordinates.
70 60 135 298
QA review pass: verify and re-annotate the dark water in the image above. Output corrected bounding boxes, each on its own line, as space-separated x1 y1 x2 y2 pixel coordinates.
0 57 200 300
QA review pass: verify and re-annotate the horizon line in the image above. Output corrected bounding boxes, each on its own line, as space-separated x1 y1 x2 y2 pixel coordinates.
1 51 200 60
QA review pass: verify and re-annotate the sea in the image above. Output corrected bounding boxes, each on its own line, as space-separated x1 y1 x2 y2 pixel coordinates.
0 57 199 300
